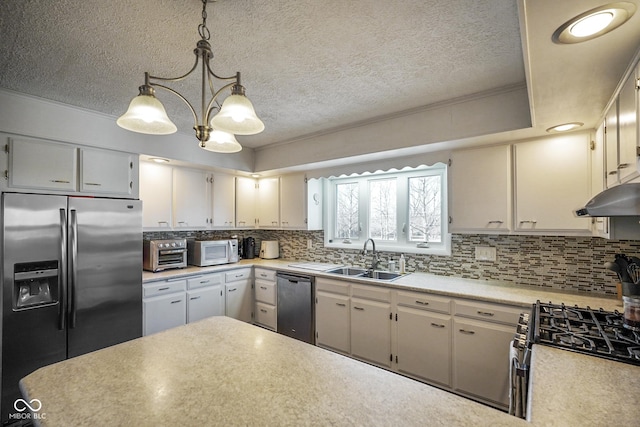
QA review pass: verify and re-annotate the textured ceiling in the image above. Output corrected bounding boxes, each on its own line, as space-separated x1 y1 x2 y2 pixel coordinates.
1 0 640 156
0 0 524 149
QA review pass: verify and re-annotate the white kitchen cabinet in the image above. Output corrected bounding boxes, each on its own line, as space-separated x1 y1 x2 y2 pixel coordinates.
225 268 253 323
280 173 307 229
605 100 621 188
211 172 236 228
257 176 280 228
395 291 452 387
350 285 392 368
139 161 173 229
80 148 134 196
173 167 211 229
187 273 224 323
315 278 350 354
143 279 188 336
449 145 511 233
617 64 639 184
452 299 522 409
513 132 591 234
7 137 77 192
235 176 256 228
254 268 277 331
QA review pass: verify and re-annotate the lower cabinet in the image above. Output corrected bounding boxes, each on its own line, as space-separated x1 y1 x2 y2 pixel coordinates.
187 286 224 323
143 279 188 336
254 268 277 330
315 278 350 354
225 268 253 323
350 284 392 368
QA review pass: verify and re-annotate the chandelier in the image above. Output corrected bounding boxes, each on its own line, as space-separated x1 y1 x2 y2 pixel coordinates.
117 0 264 153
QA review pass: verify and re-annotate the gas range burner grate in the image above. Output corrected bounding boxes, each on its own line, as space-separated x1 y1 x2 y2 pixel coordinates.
533 301 640 366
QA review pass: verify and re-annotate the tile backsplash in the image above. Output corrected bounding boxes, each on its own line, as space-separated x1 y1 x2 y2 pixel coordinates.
144 230 636 297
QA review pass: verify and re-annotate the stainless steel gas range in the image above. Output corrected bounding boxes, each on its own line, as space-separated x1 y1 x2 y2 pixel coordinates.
509 301 640 419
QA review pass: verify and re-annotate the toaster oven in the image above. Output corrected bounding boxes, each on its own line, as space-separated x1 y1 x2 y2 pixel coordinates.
143 239 187 272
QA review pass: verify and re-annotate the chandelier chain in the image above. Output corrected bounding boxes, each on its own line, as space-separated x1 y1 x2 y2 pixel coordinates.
198 0 211 41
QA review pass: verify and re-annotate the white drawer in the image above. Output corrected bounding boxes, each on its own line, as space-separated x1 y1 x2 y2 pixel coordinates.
143 279 187 297
225 268 252 283
255 302 277 330
454 299 523 325
254 268 276 282
351 284 391 303
187 273 223 290
396 291 451 314
316 278 350 295
255 279 276 305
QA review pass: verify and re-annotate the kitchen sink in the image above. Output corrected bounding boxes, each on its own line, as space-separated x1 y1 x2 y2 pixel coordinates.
325 267 368 276
325 266 403 281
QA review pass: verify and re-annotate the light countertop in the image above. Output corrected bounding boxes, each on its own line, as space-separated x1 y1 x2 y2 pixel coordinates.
143 258 621 312
20 317 527 427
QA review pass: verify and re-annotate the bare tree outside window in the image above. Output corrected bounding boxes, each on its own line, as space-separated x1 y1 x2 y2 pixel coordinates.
335 182 359 240
369 179 397 240
409 175 441 243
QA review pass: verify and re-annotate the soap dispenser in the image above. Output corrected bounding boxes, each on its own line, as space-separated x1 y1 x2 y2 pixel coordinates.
399 254 406 274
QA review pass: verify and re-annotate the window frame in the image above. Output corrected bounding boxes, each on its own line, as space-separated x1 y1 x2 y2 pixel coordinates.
324 164 451 256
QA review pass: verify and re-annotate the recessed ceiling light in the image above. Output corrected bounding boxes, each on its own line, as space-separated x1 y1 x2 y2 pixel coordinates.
251 174 261 178
149 157 170 163
552 2 636 44
546 122 584 133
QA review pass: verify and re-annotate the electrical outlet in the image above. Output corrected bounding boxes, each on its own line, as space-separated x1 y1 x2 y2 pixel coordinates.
475 246 496 261
307 239 313 249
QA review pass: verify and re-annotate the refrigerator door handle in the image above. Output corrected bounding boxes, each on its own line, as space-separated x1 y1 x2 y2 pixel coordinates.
58 208 67 331
69 209 78 329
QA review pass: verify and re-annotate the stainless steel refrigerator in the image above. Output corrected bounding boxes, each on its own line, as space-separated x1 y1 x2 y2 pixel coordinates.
1 193 142 423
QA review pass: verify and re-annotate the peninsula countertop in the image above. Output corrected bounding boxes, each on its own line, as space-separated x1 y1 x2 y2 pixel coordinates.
20 317 526 427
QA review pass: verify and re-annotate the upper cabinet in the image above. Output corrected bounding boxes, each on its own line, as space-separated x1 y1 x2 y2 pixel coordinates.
605 60 640 187
449 145 511 233
211 173 236 229
257 177 280 228
173 168 211 229
513 133 591 234
235 176 256 229
280 173 323 230
139 161 173 229
450 132 592 236
2 135 138 199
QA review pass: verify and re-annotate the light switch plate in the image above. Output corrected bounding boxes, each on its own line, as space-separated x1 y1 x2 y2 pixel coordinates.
475 246 496 261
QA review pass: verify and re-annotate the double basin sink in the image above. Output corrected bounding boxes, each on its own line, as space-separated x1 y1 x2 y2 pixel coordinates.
325 266 402 281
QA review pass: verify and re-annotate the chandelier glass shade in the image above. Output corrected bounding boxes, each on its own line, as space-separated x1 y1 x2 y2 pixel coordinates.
117 0 263 152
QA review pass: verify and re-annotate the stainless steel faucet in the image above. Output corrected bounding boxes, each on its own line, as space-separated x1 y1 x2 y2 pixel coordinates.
362 238 380 271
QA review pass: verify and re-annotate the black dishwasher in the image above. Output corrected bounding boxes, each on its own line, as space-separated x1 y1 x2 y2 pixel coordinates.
276 272 314 344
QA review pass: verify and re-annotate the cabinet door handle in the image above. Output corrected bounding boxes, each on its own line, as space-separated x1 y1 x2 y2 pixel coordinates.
260 273 268 278
50 179 71 183
228 288 237 292
618 163 630 169
260 286 267 290
477 310 494 317
170 300 182 304
190 296 201 300
260 309 268 313
487 220 503 224
459 329 475 335
200 280 210 284
158 221 169 226
519 220 537 224
158 287 170 291
431 323 445 328
608 170 619 175
84 182 102 186
353 306 364 311
415 300 429 306
336 303 346 307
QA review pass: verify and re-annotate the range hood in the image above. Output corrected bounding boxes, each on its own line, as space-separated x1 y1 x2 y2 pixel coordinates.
576 184 640 217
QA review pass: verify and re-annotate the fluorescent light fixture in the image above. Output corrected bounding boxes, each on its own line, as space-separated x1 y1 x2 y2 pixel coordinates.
552 2 636 44
546 122 584 133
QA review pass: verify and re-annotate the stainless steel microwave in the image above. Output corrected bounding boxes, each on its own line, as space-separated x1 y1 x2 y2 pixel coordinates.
187 239 239 267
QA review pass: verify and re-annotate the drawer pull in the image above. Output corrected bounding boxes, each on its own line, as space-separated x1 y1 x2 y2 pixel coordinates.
459 329 475 335
608 170 619 176
260 273 268 278
415 300 429 305
260 286 268 290
477 311 494 317
336 303 346 307
431 323 445 328
50 179 71 183
190 296 201 300
158 287 169 291
200 280 210 284
84 182 102 186
260 309 268 313
353 306 364 311
487 220 503 224
228 288 237 292
170 300 182 304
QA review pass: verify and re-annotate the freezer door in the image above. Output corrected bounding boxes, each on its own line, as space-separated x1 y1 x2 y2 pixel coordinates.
67 197 142 358
1 193 67 422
